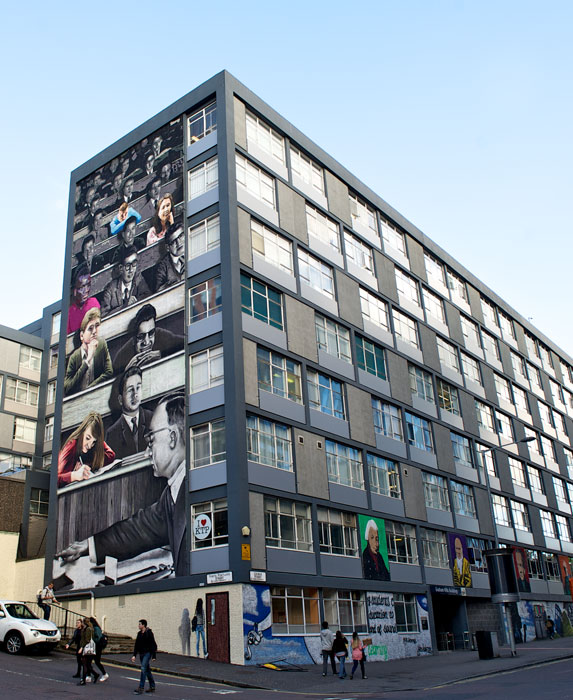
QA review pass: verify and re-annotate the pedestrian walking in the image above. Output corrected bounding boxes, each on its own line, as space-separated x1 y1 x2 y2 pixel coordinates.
131 618 157 694
320 620 337 676
89 616 109 682
65 618 84 678
78 617 99 685
194 599 207 658
39 582 58 620
349 631 367 679
546 617 555 639
332 630 348 679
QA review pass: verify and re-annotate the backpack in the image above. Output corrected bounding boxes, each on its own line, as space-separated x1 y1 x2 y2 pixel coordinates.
100 633 108 650
191 616 198 632
93 626 102 644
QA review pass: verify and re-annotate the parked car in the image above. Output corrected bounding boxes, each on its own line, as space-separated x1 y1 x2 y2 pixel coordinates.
0 601 61 654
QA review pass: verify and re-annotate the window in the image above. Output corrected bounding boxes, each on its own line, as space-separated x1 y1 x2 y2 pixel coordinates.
349 193 377 235
561 360 573 385
42 455 51 471
271 586 320 635
451 432 474 468
13 417 36 443
394 594 420 632
247 415 292 470
290 145 324 194
451 481 476 518
564 448 573 478
236 153 275 208
481 298 500 330
495 410 514 442
318 508 358 556
245 110 285 164
297 248 335 298
467 537 489 572
6 378 39 406
540 435 556 462
422 287 446 323
251 219 293 274
540 510 557 539
511 352 528 383
307 370 345 419
393 309 419 349
499 312 515 340
511 501 531 531
51 312 61 337
481 329 501 361
405 412 433 452
492 495 511 526
256 348 302 403
306 204 340 252
549 378 565 406
368 454 401 498
395 268 421 307
47 380 57 405
539 344 553 371
44 416 54 443
360 288 389 331
422 472 450 511
508 457 527 488
409 365 435 403
264 498 312 551
538 402 555 432
461 352 482 385
525 333 540 361
189 345 224 393
192 499 228 549
437 337 461 373
315 315 352 363
355 335 387 379
188 101 217 142
446 269 469 304
460 315 481 348
555 514 571 542
49 347 58 370
381 220 406 255
513 385 530 416
190 419 226 468
189 276 222 324
188 156 218 199
524 427 542 457
527 363 542 390
494 373 513 404
527 466 544 494
19 346 41 372
326 439 363 489
424 252 446 287
553 477 568 503
0 453 32 475
475 400 495 432
372 399 403 441
323 589 367 633
476 442 497 478
437 379 460 415
29 488 49 517
544 553 561 581
189 214 220 260
527 550 544 579
344 230 374 273
420 528 449 568
240 273 283 329
386 521 418 564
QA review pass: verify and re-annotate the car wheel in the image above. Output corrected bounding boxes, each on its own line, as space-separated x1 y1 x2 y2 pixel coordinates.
5 632 24 654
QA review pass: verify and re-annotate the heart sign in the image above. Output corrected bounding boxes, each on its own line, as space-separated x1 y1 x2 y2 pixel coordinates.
194 513 212 540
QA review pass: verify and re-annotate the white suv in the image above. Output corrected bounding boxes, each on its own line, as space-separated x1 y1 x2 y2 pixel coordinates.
0 601 61 654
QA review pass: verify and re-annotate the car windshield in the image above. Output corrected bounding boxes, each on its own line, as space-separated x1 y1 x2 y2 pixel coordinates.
5 604 38 620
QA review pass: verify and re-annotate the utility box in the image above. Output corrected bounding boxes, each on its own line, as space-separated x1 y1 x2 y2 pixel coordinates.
475 631 499 659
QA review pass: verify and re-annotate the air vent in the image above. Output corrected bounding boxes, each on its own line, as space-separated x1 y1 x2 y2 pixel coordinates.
317 440 323 450
298 435 305 445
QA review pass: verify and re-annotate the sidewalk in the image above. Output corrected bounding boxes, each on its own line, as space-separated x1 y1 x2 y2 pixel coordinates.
98 635 573 694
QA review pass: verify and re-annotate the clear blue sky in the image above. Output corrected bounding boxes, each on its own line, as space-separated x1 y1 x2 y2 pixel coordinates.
1 1 571 356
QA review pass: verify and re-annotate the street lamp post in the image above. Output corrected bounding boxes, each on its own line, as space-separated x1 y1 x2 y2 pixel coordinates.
477 436 535 657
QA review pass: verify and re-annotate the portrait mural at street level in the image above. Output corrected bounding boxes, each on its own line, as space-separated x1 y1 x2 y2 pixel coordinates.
512 546 530 593
358 514 390 581
448 533 472 588
53 119 188 591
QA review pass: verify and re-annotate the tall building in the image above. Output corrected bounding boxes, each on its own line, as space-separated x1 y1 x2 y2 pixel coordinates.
42 71 573 664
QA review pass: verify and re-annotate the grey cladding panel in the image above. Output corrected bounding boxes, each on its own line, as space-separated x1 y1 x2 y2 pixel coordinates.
402 465 427 521
419 325 441 373
374 252 399 304
249 492 266 570
346 384 376 446
474 487 494 536
480 365 498 405
459 390 479 436
466 284 484 324
335 271 362 327
405 236 426 282
234 97 247 149
295 428 329 498
433 423 455 474
498 342 514 378
444 301 464 346
243 338 259 406
285 296 318 362
238 207 253 267
387 351 412 405
325 171 352 226
277 181 308 243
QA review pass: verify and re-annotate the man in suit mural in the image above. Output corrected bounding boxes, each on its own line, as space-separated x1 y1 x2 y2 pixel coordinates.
450 534 472 588
57 393 188 577
101 245 150 316
106 367 153 459
154 222 185 292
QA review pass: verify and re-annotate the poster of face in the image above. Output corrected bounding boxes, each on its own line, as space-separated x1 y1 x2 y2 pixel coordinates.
448 533 472 588
513 546 530 593
53 119 188 592
558 555 573 601
358 514 390 581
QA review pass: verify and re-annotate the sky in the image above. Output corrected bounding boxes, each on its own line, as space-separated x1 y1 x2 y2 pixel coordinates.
0 1 571 357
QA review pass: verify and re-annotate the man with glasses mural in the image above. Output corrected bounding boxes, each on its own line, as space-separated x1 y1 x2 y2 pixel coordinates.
57 393 188 577
101 246 150 315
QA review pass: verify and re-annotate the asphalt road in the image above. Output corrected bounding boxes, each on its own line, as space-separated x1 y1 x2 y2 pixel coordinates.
1 650 573 700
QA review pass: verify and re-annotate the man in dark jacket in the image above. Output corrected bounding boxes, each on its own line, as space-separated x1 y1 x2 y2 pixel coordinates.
131 619 157 694
65 618 84 678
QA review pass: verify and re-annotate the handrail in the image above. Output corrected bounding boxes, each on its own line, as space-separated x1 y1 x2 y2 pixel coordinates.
25 600 91 639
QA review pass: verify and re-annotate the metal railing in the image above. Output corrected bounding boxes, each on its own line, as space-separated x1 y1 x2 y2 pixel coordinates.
26 600 88 639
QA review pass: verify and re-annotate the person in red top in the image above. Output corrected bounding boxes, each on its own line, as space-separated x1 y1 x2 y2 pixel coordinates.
58 412 115 487
67 264 101 334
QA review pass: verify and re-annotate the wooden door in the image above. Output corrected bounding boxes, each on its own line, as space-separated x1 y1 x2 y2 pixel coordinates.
206 592 230 663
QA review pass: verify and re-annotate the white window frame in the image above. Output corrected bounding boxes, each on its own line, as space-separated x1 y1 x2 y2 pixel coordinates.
245 110 285 165
367 453 401 499
189 214 220 260
297 249 335 299
264 498 312 551
189 345 224 393
290 145 324 194
188 156 218 200
188 101 217 142
360 288 389 331
190 419 226 468
344 230 374 273
236 153 276 209
247 415 293 470
393 309 419 349
315 314 352 363
326 439 364 490
306 204 340 252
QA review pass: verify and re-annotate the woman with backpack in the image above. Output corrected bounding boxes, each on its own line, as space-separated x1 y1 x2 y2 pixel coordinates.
89 616 109 682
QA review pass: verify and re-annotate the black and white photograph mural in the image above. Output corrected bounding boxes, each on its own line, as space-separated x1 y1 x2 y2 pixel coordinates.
53 119 187 590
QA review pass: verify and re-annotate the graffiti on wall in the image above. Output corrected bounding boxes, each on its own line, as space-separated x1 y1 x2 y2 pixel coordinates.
366 592 432 660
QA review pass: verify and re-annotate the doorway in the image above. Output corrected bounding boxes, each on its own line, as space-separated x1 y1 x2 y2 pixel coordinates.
206 592 230 663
